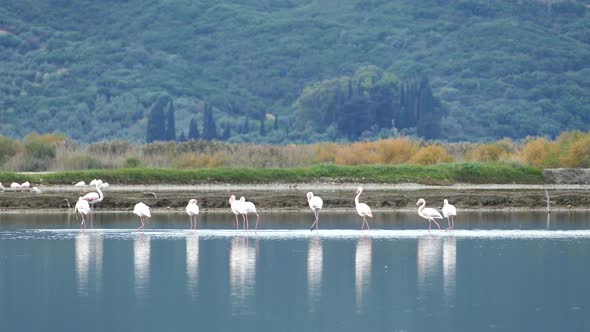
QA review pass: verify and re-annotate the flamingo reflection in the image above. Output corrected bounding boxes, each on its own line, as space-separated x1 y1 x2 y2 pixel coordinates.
417 236 442 294
355 236 372 313
75 232 103 296
307 236 323 311
443 237 456 303
186 233 199 298
229 237 256 313
134 234 151 301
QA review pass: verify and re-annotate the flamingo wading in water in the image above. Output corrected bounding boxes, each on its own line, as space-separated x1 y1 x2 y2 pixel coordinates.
416 198 442 231
186 199 200 229
238 197 259 230
74 198 90 229
133 202 151 230
229 195 242 230
80 182 104 228
442 199 457 229
307 192 323 231
355 187 373 230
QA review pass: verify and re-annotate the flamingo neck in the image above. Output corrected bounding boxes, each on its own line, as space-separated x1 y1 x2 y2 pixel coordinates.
95 184 104 202
355 192 361 206
417 201 426 217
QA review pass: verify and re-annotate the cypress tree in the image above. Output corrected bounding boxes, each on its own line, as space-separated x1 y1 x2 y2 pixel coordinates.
222 122 231 140
188 118 200 141
259 118 266 136
273 114 279 130
202 104 217 141
146 98 166 143
242 116 250 134
178 131 187 142
165 100 176 141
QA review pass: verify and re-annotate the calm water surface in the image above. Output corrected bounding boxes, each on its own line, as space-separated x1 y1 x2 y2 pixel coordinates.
1 211 590 332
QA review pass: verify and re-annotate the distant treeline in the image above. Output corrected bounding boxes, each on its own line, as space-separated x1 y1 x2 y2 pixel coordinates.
0 131 588 172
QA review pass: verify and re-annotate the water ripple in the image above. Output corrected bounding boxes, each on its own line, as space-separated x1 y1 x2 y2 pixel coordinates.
3 229 590 241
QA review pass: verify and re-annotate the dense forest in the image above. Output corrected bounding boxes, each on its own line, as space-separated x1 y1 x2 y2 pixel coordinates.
0 0 589 143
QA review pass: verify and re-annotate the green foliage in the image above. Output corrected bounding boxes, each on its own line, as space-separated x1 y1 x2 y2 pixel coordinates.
0 0 589 143
0 163 545 185
0 135 19 165
124 157 141 168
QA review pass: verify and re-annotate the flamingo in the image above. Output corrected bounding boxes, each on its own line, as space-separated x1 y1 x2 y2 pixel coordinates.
186 199 200 229
74 181 86 187
10 182 21 189
101 182 110 189
229 195 242 229
416 198 442 231
133 202 151 230
238 196 259 230
80 183 104 228
307 192 323 231
21 181 30 190
30 186 42 194
0 182 4 191
89 179 102 186
442 199 457 229
355 187 373 230
75 198 91 229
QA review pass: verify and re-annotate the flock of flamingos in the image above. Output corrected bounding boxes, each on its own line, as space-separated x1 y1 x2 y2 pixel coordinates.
64 179 458 231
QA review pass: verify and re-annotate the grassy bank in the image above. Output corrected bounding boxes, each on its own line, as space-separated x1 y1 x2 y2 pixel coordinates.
0 163 545 185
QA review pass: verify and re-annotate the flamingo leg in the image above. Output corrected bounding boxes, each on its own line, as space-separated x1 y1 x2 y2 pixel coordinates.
447 217 452 230
361 218 365 230
315 210 319 230
235 215 239 230
452 216 455 229
242 214 246 230
90 204 94 229
255 213 259 230
310 210 318 231
245 214 249 230
80 214 85 229
428 219 432 231
365 216 370 231
432 218 441 230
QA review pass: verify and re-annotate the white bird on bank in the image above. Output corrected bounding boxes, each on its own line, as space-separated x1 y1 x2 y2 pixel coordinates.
75 198 90 229
133 202 151 230
238 196 259 230
442 199 457 229
229 195 242 230
30 186 42 194
74 181 86 187
0 182 4 191
21 181 30 190
186 199 200 229
101 182 110 189
89 179 103 186
355 187 373 230
416 198 442 231
307 192 323 231
10 182 21 189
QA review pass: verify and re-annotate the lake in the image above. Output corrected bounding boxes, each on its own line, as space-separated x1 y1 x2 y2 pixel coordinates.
0 211 589 332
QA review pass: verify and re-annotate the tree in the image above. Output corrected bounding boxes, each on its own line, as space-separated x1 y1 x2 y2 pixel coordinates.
188 118 200 141
202 104 217 141
221 123 231 140
146 97 167 143
259 118 266 136
165 100 176 141
273 114 279 130
178 131 187 142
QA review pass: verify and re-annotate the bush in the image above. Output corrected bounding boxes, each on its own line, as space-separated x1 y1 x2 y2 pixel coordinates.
124 157 142 168
410 145 454 165
0 135 19 165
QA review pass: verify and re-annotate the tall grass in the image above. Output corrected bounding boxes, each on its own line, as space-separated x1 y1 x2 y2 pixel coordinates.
0 131 588 172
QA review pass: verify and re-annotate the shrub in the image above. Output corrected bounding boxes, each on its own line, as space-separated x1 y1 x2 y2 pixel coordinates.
124 156 142 168
410 145 454 165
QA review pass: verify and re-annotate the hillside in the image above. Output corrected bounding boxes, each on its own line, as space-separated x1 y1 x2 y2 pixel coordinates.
0 0 589 143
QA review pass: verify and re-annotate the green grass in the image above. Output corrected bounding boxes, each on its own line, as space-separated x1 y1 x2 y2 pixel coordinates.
0 163 545 185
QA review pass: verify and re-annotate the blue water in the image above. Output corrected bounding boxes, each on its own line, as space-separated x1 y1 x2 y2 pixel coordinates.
0 211 589 332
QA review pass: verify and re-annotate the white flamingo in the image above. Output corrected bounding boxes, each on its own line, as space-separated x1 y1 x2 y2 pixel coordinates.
442 199 457 229
133 202 151 230
0 182 4 191
307 192 323 231
30 186 41 194
10 182 21 189
74 181 86 187
89 179 103 186
229 195 242 230
186 199 200 229
238 196 259 230
80 183 104 228
75 198 91 229
355 187 373 230
21 181 31 190
416 198 442 231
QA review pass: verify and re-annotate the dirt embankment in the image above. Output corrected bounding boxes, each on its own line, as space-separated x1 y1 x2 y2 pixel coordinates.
0 186 588 211
544 168 590 184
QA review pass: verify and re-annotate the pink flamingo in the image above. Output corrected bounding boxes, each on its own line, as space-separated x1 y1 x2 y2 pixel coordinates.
74 198 90 229
80 183 104 228
238 196 259 230
442 199 457 229
229 195 241 229
186 199 200 229
307 192 323 231
355 187 373 230
416 198 442 231
133 202 151 230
